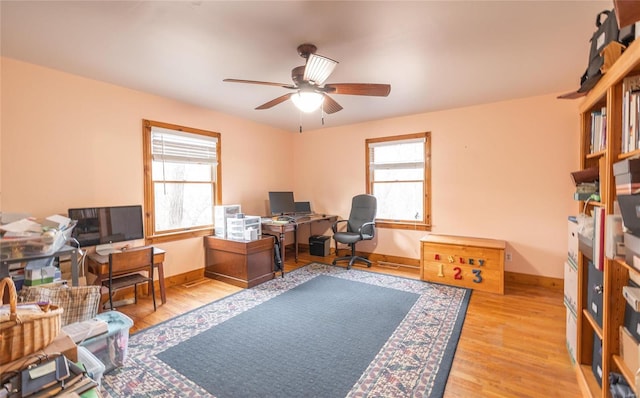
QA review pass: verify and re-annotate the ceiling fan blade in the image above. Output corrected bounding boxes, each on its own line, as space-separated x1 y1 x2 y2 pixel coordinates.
304 53 338 85
322 94 343 114
223 78 296 89
323 83 391 97
255 93 294 110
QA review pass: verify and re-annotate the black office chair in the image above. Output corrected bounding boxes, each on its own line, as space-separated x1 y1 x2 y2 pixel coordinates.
332 194 377 269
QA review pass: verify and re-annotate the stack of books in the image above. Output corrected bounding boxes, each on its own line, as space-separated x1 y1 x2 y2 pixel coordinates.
574 182 599 201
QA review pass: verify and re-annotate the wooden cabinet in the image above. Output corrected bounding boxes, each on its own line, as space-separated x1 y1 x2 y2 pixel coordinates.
203 236 274 288
572 38 640 397
420 234 505 295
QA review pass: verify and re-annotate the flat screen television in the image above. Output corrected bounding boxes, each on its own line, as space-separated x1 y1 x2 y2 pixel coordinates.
68 205 144 247
268 191 296 215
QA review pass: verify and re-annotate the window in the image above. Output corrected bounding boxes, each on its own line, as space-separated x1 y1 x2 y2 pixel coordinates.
142 120 221 243
366 132 431 230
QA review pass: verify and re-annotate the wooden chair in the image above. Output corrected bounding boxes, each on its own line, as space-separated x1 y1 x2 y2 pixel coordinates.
103 246 156 311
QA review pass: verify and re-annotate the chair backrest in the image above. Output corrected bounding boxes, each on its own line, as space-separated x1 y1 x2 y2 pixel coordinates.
347 194 377 236
109 246 154 277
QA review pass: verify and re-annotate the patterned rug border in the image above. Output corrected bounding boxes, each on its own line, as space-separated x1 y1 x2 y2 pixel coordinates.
102 263 471 398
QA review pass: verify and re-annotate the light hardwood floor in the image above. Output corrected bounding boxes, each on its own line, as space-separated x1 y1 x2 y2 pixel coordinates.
113 249 580 398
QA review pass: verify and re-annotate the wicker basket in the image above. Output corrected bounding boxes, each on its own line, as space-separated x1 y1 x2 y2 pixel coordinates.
0 277 63 364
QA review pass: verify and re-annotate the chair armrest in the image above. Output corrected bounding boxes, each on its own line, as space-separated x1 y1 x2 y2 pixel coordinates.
358 221 376 239
332 219 348 233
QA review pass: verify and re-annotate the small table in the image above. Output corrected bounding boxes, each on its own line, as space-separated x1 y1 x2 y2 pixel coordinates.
261 214 337 262
87 247 167 304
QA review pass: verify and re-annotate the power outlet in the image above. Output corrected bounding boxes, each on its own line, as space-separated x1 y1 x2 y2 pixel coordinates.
506 252 512 261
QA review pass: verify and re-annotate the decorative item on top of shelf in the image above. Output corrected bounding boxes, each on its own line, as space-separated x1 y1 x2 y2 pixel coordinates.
558 9 625 99
579 9 622 94
0 214 76 261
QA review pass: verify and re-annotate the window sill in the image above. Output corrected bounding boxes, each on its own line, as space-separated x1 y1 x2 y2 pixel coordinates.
375 221 431 231
146 228 213 244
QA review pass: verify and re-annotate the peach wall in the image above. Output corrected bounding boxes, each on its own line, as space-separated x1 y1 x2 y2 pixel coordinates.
0 57 292 278
1 56 580 280
293 94 580 279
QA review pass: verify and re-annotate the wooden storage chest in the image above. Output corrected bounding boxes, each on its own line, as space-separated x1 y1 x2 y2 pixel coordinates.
420 234 505 294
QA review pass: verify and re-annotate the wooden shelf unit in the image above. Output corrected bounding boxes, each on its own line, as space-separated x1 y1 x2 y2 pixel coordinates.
574 38 640 397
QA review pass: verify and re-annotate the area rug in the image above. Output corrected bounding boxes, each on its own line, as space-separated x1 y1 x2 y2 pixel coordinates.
101 263 471 398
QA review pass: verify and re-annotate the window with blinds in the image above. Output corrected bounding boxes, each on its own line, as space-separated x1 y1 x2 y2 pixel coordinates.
366 132 431 229
143 120 221 241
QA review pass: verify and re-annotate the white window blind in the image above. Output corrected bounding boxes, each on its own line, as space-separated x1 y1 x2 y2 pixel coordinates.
369 137 425 173
151 127 218 165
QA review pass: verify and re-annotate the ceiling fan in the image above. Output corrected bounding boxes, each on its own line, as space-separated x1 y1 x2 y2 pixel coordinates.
223 43 391 115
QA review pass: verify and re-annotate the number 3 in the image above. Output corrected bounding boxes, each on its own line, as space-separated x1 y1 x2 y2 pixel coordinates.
472 269 482 283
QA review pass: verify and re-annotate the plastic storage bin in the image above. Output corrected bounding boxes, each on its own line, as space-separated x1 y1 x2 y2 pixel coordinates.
0 226 74 260
79 311 133 373
77 346 105 387
214 204 241 238
226 216 261 241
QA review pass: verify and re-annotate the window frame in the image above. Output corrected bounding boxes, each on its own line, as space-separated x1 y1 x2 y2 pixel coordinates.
365 132 431 231
142 119 222 244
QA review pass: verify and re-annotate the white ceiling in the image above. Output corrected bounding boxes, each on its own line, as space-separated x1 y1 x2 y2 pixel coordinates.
1 1 612 132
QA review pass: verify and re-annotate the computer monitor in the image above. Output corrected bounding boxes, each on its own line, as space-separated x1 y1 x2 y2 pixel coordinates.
68 205 144 247
295 201 311 214
268 191 296 215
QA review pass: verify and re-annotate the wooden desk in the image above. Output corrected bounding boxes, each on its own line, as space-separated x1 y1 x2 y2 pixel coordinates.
261 214 337 262
87 247 167 304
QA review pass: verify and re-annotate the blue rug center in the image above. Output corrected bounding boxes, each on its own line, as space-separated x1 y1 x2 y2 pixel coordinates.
157 274 420 398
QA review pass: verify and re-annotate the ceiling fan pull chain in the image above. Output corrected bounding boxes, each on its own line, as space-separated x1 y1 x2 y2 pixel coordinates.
299 109 303 133
321 103 325 126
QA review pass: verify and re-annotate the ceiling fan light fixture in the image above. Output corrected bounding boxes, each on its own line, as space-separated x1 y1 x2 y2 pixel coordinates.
292 91 324 113
303 53 337 85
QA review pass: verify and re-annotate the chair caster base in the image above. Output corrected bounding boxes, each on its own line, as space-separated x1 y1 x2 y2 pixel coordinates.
333 256 372 270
